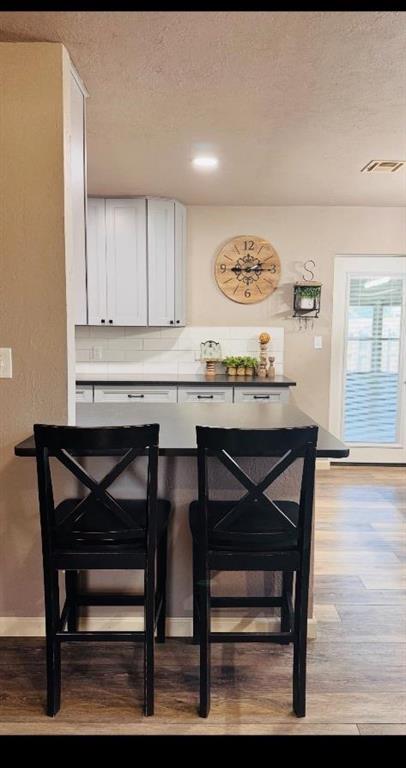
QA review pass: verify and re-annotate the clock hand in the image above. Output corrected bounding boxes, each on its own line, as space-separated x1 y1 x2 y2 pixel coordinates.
224 266 276 273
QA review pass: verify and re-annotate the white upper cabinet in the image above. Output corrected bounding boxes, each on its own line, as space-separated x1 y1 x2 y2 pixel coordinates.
84 196 186 327
174 201 187 327
147 199 175 326
105 198 147 326
87 198 107 324
69 70 87 325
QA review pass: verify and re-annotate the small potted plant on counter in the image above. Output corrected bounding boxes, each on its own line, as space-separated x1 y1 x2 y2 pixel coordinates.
222 356 238 376
235 356 247 376
244 356 257 376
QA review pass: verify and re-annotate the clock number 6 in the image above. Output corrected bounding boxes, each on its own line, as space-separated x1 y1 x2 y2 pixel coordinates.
244 289 251 298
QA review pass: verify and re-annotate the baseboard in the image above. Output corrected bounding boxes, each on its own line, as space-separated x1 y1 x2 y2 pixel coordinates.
0 615 317 639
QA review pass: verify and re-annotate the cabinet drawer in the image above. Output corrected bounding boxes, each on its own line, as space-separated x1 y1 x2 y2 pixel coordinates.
178 386 233 404
233 387 290 404
75 385 93 403
94 385 177 404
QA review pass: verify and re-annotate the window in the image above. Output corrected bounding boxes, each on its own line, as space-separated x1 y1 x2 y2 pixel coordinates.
343 276 403 444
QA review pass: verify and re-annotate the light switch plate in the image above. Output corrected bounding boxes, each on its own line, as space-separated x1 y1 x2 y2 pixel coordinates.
314 336 322 349
0 348 12 378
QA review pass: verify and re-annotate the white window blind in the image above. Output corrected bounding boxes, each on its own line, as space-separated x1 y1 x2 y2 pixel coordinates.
343 276 403 444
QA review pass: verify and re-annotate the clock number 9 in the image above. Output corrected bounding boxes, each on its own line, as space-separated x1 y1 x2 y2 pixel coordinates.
244 240 255 251
244 289 251 298
220 264 227 273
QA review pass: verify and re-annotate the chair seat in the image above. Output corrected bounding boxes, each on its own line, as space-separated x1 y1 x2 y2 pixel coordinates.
189 499 299 551
54 498 170 548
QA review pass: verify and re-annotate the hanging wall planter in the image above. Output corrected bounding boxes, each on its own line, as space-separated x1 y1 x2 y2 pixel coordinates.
293 282 322 317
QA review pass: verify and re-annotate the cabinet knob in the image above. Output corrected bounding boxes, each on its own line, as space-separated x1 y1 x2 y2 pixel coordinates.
109 319 113 324
176 320 180 324
170 320 174 325
101 319 105 324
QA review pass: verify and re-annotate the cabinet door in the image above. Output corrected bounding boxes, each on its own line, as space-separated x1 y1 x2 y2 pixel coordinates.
70 73 87 325
87 198 107 325
106 198 147 326
174 201 187 326
147 199 175 326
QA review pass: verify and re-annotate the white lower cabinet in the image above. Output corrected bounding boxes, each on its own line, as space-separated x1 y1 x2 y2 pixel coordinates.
75 385 93 403
178 386 233 404
94 385 177 404
233 387 290 404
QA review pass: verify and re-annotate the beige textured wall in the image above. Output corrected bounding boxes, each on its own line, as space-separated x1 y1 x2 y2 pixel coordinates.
0 43 70 616
187 206 406 426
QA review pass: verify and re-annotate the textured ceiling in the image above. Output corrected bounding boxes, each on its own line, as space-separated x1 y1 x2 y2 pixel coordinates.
0 11 405 205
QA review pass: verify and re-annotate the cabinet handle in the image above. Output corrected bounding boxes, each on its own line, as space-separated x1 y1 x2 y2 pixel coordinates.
197 394 214 399
109 319 113 324
101 319 105 324
127 394 145 399
253 395 271 400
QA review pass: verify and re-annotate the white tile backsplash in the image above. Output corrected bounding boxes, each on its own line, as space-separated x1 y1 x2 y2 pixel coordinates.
75 326 284 376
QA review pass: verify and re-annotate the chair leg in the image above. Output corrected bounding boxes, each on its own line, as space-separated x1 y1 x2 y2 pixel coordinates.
156 532 167 644
281 570 293 633
293 566 310 718
144 560 155 716
44 568 61 717
199 560 211 717
192 538 200 644
65 570 79 632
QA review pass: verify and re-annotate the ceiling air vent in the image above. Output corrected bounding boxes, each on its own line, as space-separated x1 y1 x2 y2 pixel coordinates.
361 160 405 173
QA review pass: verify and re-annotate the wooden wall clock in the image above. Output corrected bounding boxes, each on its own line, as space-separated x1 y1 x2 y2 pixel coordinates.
214 235 281 304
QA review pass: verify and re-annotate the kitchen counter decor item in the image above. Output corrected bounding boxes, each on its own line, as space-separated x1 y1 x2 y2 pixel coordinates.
236 359 246 376
267 356 276 378
222 356 258 376
222 356 238 376
244 356 257 376
257 331 271 378
200 340 222 377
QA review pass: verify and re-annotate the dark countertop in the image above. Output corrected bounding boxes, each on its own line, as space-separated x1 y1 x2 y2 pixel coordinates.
76 374 296 388
14 403 348 458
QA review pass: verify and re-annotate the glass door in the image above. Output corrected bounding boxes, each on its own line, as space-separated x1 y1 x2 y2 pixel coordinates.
330 256 406 463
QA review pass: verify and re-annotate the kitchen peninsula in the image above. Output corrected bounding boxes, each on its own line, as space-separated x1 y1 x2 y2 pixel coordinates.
15 402 348 635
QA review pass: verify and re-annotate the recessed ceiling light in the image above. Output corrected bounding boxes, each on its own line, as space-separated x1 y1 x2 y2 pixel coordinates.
192 156 219 170
361 160 405 173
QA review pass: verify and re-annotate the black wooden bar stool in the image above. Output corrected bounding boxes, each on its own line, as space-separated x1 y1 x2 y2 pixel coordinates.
34 423 170 717
189 424 318 718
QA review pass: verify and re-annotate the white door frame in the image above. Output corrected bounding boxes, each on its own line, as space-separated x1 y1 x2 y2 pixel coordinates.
329 255 406 463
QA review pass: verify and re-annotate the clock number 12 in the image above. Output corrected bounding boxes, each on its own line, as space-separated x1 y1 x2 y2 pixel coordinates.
244 240 255 251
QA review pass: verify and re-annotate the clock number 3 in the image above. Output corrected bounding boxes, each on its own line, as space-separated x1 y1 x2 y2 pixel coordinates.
244 240 255 251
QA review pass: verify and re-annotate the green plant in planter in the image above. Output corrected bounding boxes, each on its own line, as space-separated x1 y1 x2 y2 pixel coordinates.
297 285 321 299
222 356 239 368
222 356 239 374
243 356 258 374
243 356 258 367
